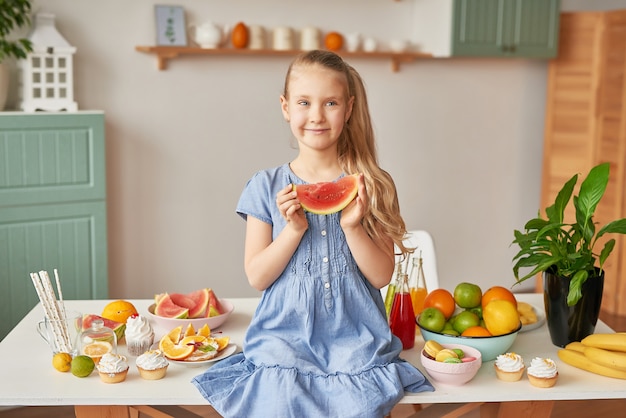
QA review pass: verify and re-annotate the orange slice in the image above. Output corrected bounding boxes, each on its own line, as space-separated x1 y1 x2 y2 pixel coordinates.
180 335 206 345
197 324 211 337
184 323 196 337
82 341 113 357
159 336 195 360
166 326 183 343
215 336 230 351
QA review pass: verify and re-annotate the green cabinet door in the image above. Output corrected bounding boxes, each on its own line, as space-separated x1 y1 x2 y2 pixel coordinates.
0 112 108 340
452 0 560 58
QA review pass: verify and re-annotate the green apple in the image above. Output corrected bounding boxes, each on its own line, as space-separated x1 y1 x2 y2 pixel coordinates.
452 310 480 334
418 307 446 333
454 282 482 309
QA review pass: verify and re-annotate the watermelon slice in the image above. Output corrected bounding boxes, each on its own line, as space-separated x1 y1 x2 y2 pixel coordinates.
293 174 359 215
207 288 224 317
169 293 195 310
187 288 210 318
82 314 126 341
155 294 189 319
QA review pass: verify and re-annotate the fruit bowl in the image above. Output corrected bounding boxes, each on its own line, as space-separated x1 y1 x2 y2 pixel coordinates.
146 298 234 331
417 320 521 362
420 343 482 385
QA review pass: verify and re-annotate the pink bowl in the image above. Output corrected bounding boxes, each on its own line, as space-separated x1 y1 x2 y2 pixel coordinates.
420 343 482 385
146 298 234 331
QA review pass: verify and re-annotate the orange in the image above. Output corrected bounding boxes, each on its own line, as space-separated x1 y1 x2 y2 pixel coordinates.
180 335 207 346
197 324 211 338
81 341 113 364
324 32 344 51
184 323 196 337
423 288 456 319
166 325 183 343
482 286 517 310
159 335 195 360
483 299 521 336
461 325 492 337
101 300 138 324
214 336 230 351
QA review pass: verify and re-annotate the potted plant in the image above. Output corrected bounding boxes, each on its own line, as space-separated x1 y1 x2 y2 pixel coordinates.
0 0 33 110
511 162 626 347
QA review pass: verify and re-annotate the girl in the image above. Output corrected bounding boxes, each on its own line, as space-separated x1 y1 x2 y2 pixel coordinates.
192 50 433 418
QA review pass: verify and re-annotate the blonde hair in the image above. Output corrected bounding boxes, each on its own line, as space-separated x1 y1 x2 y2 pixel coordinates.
283 50 412 258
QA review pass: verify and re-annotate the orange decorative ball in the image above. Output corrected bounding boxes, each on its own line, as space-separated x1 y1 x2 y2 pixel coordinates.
231 22 249 49
324 32 344 51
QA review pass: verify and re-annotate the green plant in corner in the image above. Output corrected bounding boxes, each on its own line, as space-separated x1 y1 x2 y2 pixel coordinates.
512 162 626 306
0 0 33 62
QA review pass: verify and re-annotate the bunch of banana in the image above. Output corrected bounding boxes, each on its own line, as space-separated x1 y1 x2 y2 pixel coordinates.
557 333 626 379
517 301 538 326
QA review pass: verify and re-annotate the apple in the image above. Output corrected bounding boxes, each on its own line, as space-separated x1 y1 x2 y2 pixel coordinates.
418 307 446 333
452 310 481 334
454 282 482 309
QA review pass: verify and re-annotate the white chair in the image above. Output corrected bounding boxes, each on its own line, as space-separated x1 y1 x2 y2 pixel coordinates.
381 230 439 299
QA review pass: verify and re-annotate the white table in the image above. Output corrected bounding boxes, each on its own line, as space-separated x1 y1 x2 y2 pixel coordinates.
0 294 623 418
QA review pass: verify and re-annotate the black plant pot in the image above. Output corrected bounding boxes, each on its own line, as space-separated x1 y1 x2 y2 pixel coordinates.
543 268 604 347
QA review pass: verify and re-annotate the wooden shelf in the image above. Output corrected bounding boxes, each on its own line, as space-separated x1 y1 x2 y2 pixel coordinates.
135 46 433 72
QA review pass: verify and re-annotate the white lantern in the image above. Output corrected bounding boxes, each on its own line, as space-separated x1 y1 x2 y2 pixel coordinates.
19 13 77 112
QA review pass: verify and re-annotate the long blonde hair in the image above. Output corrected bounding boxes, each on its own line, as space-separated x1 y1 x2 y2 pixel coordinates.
283 50 411 258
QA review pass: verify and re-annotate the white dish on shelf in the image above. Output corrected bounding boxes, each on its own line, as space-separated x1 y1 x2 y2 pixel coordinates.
168 343 238 367
520 304 546 333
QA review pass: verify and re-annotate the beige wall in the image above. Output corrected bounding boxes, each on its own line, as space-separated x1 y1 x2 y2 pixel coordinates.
6 0 618 299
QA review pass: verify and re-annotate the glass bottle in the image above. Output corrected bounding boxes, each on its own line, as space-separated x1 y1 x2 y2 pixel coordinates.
389 273 416 349
79 319 117 362
408 253 429 320
384 261 402 317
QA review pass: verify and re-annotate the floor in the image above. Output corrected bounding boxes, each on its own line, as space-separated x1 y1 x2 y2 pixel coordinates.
3 311 624 418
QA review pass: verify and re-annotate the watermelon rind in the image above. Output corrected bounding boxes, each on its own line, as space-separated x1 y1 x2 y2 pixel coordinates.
294 173 359 215
206 288 224 317
82 314 126 341
187 288 210 318
155 294 189 319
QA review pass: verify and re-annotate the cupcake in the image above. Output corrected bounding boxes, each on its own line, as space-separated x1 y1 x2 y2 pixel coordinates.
527 357 558 388
97 353 129 383
136 349 169 380
125 314 154 356
494 352 525 382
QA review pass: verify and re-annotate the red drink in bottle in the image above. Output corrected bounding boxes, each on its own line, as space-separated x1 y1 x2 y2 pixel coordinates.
389 274 416 349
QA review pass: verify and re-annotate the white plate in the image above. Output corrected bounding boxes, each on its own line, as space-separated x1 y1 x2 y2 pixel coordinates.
520 304 546 333
169 343 238 367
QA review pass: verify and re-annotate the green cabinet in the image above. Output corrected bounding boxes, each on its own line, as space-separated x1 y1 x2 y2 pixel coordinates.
0 112 108 340
452 0 560 57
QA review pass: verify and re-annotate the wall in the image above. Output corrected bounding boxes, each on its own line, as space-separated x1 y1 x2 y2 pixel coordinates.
5 0 619 300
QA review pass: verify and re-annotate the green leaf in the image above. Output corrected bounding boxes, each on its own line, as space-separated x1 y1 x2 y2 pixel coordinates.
546 173 577 224
567 270 589 306
598 239 615 268
577 163 609 227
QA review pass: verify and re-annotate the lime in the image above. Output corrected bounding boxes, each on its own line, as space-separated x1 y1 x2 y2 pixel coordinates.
52 352 72 372
71 355 95 377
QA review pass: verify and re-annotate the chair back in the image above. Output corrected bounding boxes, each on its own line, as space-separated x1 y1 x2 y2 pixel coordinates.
380 230 440 300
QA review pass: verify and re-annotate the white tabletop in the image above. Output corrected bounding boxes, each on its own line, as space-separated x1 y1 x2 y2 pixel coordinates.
0 294 623 407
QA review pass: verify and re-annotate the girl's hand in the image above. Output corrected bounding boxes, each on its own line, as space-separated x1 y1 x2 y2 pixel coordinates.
276 184 308 232
340 173 367 230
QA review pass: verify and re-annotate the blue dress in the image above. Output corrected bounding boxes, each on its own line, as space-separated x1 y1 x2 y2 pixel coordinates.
192 164 433 417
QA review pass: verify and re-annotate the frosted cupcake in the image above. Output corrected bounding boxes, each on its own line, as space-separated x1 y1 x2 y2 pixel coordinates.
125 314 154 356
136 349 169 380
97 353 129 383
494 352 525 382
527 357 558 388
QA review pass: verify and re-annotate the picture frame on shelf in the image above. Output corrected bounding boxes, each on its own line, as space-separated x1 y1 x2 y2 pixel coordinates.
154 5 187 46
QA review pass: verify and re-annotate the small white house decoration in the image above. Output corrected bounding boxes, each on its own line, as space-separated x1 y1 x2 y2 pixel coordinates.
19 13 77 112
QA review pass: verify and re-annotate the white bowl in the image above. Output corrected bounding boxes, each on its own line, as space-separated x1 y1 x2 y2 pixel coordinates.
146 298 234 331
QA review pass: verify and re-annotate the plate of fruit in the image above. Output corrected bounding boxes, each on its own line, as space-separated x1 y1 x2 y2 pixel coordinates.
517 301 545 333
147 288 234 330
158 323 235 367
